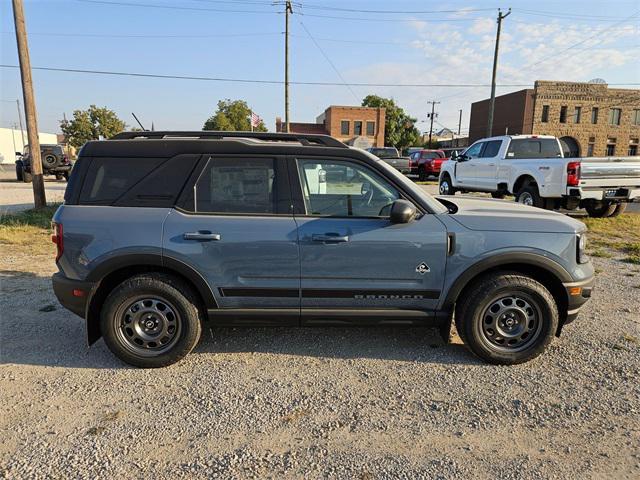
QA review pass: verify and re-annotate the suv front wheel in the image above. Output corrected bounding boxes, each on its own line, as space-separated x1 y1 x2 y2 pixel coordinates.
455 272 558 365
101 273 202 368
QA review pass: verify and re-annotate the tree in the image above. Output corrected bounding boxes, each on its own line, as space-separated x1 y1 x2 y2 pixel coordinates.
203 99 267 132
60 105 126 148
361 95 420 150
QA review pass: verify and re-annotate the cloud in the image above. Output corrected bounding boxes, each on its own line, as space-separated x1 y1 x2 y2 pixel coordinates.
470 18 495 35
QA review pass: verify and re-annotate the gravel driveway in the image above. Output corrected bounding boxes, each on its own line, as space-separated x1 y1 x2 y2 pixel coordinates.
1 229 639 478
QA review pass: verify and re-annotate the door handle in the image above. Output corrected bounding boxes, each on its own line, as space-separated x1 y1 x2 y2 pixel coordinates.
183 231 221 241
312 233 349 243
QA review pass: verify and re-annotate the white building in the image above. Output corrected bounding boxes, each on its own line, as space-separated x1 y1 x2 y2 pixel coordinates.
0 127 58 164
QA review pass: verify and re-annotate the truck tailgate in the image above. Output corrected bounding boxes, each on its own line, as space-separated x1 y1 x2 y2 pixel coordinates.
579 157 640 187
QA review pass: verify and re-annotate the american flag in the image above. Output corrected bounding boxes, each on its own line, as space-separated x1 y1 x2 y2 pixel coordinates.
250 111 261 128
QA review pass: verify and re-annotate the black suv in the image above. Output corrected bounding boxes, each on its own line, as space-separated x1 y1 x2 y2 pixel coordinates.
16 144 72 182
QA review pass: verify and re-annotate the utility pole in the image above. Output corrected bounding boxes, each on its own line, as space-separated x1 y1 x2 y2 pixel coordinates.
427 101 440 146
487 8 511 138
284 1 293 133
16 99 26 150
457 109 462 135
12 0 46 208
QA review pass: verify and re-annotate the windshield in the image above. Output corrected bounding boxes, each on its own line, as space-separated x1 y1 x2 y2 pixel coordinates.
357 149 448 214
369 148 398 158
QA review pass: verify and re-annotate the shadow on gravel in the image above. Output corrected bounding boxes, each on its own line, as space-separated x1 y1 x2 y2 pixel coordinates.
194 326 480 366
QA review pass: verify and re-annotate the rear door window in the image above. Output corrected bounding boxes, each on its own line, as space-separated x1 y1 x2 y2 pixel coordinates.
480 140 502 158
193 157 282 214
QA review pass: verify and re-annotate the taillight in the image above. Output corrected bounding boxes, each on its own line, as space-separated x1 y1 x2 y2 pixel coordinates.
51 222 63 261
567 161 581 186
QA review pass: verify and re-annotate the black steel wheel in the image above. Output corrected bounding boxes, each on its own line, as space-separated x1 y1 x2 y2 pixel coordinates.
101 273 202 368
455 272 558 364
585 201 617 218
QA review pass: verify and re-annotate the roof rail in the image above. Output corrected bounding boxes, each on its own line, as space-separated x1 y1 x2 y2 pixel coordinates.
109 131 348 148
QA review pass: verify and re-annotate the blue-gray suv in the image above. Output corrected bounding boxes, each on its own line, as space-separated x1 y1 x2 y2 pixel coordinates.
52 131 594 368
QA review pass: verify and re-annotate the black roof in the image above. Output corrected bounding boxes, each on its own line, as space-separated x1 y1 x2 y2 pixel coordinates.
81 131 356 158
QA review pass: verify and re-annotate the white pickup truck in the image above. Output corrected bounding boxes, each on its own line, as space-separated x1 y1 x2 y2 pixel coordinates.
438 135 640 217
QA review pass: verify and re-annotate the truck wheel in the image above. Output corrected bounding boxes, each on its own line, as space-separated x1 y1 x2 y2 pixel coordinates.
15 160 24 181
455 272 558 365
439 174 456 195
515 183 544 208
22 168 32 183
609 203 627 217
418 167 429 182
100 273 203 368
585 201 616 218
62 172 69 182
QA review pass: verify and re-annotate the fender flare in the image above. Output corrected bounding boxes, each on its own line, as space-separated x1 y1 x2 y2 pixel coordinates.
86 253 217 309
441 251 572 311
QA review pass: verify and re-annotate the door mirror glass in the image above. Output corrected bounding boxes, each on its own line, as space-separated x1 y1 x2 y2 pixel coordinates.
389 199 417 224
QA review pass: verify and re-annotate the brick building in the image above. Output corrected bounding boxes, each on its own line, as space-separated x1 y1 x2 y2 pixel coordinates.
469 80 640 157
276 105 385 147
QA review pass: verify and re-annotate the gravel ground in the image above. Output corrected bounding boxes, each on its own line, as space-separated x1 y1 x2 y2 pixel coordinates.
1 226 639 478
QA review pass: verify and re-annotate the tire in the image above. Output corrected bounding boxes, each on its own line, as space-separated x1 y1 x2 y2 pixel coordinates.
455 272 558 365
55 174 64 180
439 174 456 195
15 160 24 181
515 183 544 208
491 192 505 199
609 203 627 217
62 172 69 182
418 166 428 182
42 152 61 168
585 201 617 218
22 168 32 183
100 273 203 368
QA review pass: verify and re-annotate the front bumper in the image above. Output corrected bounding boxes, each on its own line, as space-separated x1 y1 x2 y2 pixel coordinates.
52 272 96 319
563 276 595 323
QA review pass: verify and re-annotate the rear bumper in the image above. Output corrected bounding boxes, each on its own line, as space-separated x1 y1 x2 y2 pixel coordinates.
52 272 95 319
563 276 594 323
566 186 640 202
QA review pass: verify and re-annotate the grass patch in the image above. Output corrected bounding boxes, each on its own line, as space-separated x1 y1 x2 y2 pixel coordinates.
0 205 59 250
582 213 640 259
415 181 438 185
589 248 613 258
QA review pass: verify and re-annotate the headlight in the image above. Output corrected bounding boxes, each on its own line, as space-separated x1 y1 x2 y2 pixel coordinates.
577 233 588 264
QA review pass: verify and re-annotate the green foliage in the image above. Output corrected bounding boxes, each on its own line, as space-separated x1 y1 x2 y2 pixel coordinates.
361 95 420 150
60 105 127 148
203 99 267 132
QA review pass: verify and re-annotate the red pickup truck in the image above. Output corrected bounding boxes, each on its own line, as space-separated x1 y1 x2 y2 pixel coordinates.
409 149 447 181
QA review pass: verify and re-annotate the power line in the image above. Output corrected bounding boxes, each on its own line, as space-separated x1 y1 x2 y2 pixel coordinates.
297 20 359 102
520 11 640 72
0 30 283 39
76 0 280 14
1 65 638 89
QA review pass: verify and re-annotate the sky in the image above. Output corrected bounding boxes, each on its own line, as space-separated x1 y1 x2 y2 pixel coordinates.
1 0 639 137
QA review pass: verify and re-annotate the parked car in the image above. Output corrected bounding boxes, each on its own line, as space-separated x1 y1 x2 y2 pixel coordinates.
438 135 640 217
409 149 447 181
16 144 72 182
366 147 411 174
52 131 594 368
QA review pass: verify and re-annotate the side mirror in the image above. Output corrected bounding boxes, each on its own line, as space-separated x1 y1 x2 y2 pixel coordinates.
389 199 417 224
456 154 468 162
15 152 22 156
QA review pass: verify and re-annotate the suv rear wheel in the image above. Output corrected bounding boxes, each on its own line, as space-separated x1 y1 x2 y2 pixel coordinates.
585 201 617 218
100 273 202 368
455 272 558 365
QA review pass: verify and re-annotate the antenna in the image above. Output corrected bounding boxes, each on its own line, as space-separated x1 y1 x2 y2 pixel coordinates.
131 112 147 131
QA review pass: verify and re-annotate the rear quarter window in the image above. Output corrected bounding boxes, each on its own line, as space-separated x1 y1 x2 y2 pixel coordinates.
79 157 163 205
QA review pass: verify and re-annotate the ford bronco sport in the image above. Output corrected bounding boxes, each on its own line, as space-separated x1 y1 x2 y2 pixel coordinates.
52 132 594 368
